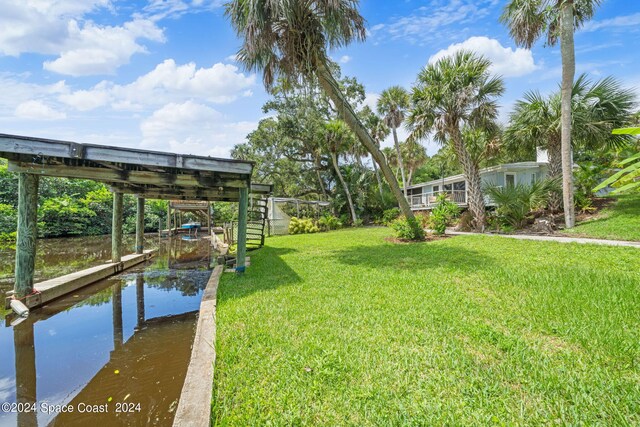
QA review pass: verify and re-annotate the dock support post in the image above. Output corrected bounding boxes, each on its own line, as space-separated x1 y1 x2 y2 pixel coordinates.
112 192 123 263
15 173 39 299
167 202 172 236
14 320 37 427
236 186 248 273
136 274 145 328
136 197 145 254
112 284 123 350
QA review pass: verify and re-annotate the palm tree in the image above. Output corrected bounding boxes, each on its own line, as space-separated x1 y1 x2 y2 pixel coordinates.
377 86 410 193
361 106 390 200
505 74 635 211
500 0 603 228
402 140 428 186
225 0 423 238
324 120 358 224
407 51 505 230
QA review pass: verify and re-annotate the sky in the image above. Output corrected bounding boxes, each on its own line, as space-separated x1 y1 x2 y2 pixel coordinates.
1 0 639 158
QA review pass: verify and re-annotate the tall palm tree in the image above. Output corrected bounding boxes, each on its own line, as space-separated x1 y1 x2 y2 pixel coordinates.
505 74 635 211
402 140 428 186
377 86 410 194
361 106 390 200
225 0 423 238
408 51 505 230
324 120 358 224
500 0 603 228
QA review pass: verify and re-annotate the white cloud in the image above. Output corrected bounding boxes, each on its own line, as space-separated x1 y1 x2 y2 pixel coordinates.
0 2 165 76
141 0 223 21
370 1 499 45
428 36 537 77
43 19 165 76
59 59 255 111
582 13 640 32
15 100 67 120
141 101 256 157
338 55 351 64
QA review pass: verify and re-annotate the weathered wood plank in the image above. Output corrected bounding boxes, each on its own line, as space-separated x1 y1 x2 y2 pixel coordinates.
236 187 248 273
8 161 248 189
0 133 253 174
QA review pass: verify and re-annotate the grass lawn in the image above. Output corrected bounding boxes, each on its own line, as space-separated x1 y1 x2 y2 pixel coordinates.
213 227 640 425
564 194 640 241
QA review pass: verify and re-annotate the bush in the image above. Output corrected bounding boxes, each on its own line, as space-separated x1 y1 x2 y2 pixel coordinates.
289 217 319 234
318 214 342 231
414 211 430 229
0 203 17 233
39 196 96 237
390 216 423 240
0 231 16 243
484 179 560 229
429 193 460 235
382 207 401 225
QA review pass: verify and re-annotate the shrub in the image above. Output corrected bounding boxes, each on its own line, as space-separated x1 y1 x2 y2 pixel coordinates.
390 216 423 240
382 207 401 225
317 214 342 231
39 197 96 237
429 193 460 235
414 211 430 229
289 217 319 234
484 179 560 229
0 203 17 233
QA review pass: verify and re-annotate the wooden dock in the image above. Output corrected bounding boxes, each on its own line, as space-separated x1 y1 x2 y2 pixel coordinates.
5 250 156 311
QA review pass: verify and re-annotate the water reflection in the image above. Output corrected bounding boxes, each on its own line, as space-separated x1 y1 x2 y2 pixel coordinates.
0 236 216 426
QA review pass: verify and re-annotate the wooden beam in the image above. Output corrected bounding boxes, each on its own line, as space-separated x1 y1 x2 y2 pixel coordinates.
0 133 254 174
7 161 248 189
15 173 39 298
236 187 248 273
136 197 145 254
112 192 123 262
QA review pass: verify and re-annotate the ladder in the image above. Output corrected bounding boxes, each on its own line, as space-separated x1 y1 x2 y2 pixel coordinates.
245 196 268 251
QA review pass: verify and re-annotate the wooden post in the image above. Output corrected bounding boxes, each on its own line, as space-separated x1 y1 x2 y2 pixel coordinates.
136 197 145 254
112 192 123 263
236 187 248 273
136 274 145 328
167 202 172 236
207 203 212 231
15 173 39 299
112 284 123 350
14 320 37 427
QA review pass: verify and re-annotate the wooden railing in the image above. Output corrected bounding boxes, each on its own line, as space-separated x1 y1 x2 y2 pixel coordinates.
407 190 467 209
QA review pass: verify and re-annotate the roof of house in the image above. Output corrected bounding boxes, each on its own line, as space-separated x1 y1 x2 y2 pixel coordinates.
404 161 548 190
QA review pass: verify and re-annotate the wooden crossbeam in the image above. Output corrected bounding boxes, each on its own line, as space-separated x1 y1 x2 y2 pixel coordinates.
8 161 248 189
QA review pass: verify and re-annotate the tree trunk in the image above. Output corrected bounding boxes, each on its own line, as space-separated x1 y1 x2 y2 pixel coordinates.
314 154 328 199
560 0 576 228
407 168 414 187
331 151 357 224
315 61 422 238
547 135 562 212
452 129 485 230
371 154 385 200
392 127 408 194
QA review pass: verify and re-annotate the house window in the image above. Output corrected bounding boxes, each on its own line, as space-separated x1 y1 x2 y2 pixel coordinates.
531 173 537 184
443 184 452 192
453 181 466 191
505 173 516 188
432 185 439 193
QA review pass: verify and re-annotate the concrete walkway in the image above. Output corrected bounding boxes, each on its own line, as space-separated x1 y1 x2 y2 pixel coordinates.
448 230 640 248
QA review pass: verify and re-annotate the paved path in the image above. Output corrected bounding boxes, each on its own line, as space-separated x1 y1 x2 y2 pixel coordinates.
448 230 640 248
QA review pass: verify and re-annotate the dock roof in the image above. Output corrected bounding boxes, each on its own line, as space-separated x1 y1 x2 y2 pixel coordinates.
0 133 272 201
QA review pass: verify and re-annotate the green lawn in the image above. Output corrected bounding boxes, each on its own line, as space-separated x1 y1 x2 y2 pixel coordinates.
565 194 640 241
213 228 640 425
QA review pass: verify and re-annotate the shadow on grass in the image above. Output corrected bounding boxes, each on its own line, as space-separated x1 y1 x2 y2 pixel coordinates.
331 238 494 274
217 246 302 301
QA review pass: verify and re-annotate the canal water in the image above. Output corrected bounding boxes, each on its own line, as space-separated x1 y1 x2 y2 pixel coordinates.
0 236 216 426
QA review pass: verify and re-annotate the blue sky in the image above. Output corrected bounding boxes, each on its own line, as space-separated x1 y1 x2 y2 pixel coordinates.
1 0 639 157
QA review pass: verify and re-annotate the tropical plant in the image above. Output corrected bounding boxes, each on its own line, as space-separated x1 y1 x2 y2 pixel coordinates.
389 216 423 241
429 193 460 235
289 217 320 234
402 140 428 186
408 50 505 231
378 86 410 193
317 214 342 231
484 179 560 229
505 74 636 210
225 0 423 239
594 127 640 194
501 0 603 228
382 207 401 225
361 106 390 200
